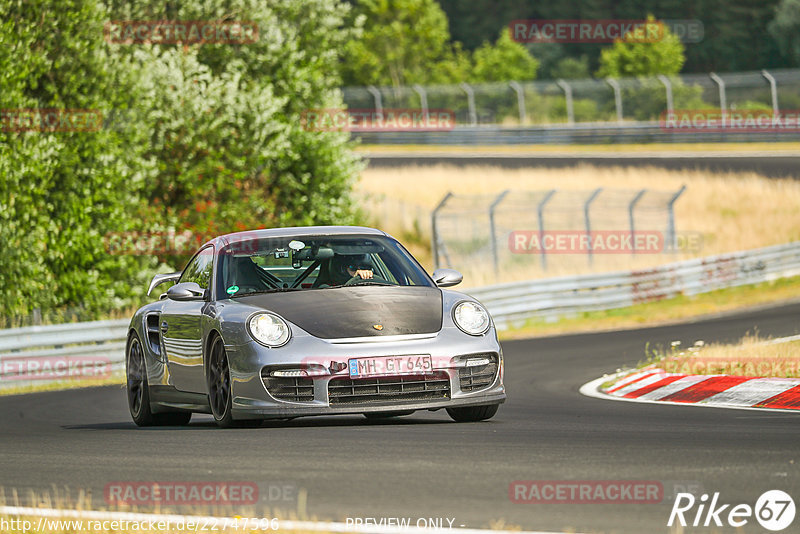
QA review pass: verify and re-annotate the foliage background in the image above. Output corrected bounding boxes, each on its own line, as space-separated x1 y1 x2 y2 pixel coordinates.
4 0 800 323
0 0 363 322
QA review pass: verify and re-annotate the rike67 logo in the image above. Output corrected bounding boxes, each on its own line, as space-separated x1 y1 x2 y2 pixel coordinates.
668 490 795 531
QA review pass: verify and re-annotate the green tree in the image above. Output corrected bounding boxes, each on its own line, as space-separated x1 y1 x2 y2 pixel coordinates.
437 0 787 74
107 0 364 262
549 56 591 80
0 0 364 321
341 0 468 86
472 30 539 82
596 16 686 78
769 0 800 65
0 0 156 320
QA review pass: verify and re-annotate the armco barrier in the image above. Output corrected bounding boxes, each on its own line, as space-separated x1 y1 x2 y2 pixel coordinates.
1 241 799 389
469 241 800 329
0 319 128 390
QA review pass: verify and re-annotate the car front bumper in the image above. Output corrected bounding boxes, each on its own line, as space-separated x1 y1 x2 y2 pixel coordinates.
225 326 506 419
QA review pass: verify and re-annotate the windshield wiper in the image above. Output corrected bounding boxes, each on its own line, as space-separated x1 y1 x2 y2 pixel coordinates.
346 281 392 287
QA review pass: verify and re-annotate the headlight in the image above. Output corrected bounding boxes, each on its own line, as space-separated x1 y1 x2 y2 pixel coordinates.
453 301 490 335
248 313 291 347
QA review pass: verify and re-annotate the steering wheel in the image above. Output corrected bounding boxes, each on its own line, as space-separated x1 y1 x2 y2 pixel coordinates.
344 275 388 286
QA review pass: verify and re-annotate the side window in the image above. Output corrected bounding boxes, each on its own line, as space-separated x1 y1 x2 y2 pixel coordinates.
180 247 214 290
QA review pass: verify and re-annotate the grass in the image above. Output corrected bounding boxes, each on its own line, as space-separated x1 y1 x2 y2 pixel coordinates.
498 275 800 340
642 334 800 379
0 375 125 397
357 164 800 285
0 486 521 533
0 486 308 534
651 335 800 379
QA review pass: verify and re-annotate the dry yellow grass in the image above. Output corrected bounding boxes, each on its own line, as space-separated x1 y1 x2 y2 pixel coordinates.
0 485 310 534
651 334 800 378
357 164 800 286
0 375 125 397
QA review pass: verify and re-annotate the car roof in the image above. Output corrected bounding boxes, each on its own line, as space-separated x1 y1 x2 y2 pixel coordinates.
206 225 389 249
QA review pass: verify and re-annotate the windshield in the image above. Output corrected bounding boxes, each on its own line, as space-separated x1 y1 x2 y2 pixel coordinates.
215 234 433 299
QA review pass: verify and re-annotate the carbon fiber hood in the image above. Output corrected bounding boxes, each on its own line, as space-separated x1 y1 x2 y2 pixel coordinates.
236 285 443 339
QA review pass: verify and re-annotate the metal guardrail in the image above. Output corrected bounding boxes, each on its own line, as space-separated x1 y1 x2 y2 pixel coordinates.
352 123 800 145
0 319 128 389
469 241 800 329
1 241 799 388
345 69 800 144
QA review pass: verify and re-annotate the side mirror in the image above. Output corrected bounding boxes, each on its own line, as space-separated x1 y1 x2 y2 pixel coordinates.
166 282 206 301
432 268 463 288
147 272 182 296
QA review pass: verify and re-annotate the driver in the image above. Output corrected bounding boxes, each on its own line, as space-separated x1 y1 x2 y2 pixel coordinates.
320 253 383 286
344 254 375 281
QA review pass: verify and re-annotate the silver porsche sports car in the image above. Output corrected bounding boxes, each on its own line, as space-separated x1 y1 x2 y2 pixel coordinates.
126 226 505 427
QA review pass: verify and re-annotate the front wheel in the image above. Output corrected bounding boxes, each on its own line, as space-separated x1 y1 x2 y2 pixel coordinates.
207 335 261 428
446 404 499 422
127 333 191 427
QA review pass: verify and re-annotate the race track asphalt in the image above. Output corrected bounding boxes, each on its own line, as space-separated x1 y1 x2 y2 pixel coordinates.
2 301 800 533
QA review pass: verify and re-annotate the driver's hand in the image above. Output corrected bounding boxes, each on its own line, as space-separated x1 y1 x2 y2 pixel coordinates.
354 269 373 280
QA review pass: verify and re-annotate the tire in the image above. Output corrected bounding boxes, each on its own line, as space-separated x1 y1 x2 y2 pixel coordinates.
364 410 415 419
127 333 191 427
207 335 261 428
446 404 499 423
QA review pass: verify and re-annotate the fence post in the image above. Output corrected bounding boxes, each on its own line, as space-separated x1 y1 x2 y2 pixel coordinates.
657 75 674 115
366 85 383 117
666 185 687 252
412 84 429 123
584 188 603 266
431 192 453 270
556 79 575 125
628 189 647 255
537 190 557 271
762 70 779 115
605 78 623 123
709 73 727 114
460 82 477 126
489 190 510 276
509 81 527 124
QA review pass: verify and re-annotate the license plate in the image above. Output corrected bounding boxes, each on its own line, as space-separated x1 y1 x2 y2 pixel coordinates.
348 355 433 378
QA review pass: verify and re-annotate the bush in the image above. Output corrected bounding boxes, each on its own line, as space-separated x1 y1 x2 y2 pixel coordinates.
0 0 363 321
